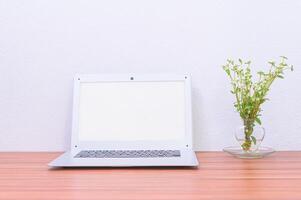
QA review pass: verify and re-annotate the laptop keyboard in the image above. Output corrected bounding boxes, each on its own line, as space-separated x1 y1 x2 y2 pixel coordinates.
74 150 181 158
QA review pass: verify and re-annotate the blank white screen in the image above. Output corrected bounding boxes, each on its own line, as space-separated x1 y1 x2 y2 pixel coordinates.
78 81 186 141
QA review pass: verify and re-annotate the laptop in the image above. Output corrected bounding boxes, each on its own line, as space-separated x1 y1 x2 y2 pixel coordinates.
49 74 199 167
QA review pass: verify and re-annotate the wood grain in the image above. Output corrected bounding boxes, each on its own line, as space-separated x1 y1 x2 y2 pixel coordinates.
0 152 301 200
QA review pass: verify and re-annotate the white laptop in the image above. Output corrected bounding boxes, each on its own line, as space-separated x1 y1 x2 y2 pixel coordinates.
49 74 199 167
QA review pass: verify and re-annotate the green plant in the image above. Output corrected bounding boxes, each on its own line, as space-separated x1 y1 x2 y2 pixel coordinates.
222 56 293 151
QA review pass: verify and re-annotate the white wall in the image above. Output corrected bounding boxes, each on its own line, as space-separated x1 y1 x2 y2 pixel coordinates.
0 0 300 151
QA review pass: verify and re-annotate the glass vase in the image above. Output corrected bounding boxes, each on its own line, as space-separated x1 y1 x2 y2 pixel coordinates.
235 125 265 152
223 121 275 158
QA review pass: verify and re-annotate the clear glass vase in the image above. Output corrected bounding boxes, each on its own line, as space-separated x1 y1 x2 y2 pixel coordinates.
224 121 275 158
235 125 265 152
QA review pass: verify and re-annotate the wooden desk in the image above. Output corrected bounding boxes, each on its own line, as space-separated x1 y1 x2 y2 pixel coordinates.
0 152 301 200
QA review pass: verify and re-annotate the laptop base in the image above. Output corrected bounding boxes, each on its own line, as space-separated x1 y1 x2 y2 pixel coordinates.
49 149 198 167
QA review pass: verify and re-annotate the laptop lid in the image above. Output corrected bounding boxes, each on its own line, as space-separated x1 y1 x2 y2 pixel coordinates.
71 74 193 153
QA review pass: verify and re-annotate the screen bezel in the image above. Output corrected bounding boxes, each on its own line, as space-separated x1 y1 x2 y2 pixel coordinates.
70 74 193 153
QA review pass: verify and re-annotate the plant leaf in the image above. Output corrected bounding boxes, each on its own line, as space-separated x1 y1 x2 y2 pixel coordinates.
251 136 257 145
280 56 288 60
255 117 262 125
225 69 230 76
277 75 284 79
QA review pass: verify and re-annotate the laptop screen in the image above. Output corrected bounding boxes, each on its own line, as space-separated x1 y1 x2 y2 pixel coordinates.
78 81 186 141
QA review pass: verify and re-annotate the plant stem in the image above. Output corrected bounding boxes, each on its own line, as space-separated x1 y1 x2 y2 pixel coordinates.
241 119 254 151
